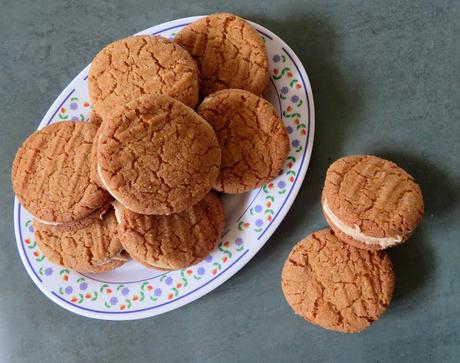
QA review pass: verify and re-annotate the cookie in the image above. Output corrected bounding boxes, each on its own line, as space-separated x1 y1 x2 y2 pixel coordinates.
116 192 225 270
174 13 269 97
88 35 199 119
88 110 103 127
281 229 395 333
90 126 106 190
12 121 111 224
33 209 128 273
322 155 424 250
197 89 289 193
97 94 221 215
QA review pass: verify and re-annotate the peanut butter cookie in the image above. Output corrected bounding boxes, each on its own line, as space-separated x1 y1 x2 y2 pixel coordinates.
33 209 128 273
116 192 225 270
198 89 289 193
97 94 221 215
174 13 269 96
12 121 111 224
322 155 424 250
281 229 395 333
88 35 199 119
88 110 103 127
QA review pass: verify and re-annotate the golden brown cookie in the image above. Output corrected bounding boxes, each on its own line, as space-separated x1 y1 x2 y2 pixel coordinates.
174 13 269 97
281 229 395 333
12 121 111 224
33 209 128 273
116 192 225 270
88 35 199 119
322 155 424 250
97 94 221 215
90 126 106 190
88 110 103 127
197 89 289 193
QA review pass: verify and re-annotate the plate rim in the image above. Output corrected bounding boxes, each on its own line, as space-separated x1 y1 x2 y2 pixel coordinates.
13 15 315 320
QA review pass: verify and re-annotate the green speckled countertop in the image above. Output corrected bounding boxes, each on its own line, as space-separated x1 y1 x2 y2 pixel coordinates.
0 1 459 362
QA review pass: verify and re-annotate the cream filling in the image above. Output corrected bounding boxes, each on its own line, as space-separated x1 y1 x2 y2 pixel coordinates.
30 201 109 227
97 163 126 207
111 200 124 224
322 198 402 248
94 250 128 266
31 215 62 226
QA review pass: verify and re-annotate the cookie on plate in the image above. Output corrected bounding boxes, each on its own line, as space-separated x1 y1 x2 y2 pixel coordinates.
97 94 221 215
88 35 199 119
33 209 128 273
115 192 225 270
322 155 424 250
174 13 269 97
197 89 289 193
12 121 111 224
90 125 106 190
281 229 395 333
88 110 103 127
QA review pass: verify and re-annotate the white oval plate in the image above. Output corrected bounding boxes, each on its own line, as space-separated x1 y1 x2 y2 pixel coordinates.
14 16 315 320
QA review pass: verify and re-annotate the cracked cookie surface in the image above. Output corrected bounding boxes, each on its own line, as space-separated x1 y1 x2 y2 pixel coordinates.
281 229 394 333
97 94 221 215
117 192 225 270
90 125 106 190
174 13 269 97
198 89 289 193
322 155 424 250
12 121 111 223
33 209 127 273
88 110 103 127
88 35 199 119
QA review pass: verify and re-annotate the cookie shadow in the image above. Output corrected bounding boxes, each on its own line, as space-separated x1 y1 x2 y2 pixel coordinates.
373 150 459 217
370 151 449 305
387 228 434 304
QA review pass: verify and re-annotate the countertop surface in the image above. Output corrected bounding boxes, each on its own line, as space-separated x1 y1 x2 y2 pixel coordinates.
1 1 459 362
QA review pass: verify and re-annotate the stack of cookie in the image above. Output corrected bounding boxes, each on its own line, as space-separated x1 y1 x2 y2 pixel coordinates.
11 13 290 273
282 155 424 333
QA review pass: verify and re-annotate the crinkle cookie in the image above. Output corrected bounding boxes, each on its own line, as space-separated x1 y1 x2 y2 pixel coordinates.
33 209 128 273
88 35 199 118
281 229 395 333
174 13 269 97
97 94 221 215
322 155 424 250
12 121 111 224
198 89 289 193
116 192 224 270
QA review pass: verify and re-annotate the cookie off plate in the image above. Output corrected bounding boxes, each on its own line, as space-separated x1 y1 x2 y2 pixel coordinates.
13 16 315 320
